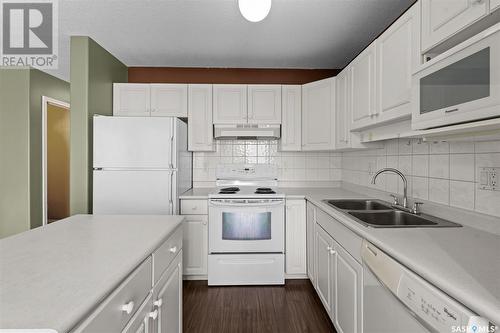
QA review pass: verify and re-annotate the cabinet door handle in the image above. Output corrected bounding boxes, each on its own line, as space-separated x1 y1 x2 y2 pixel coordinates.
326 246 332 252
153 298 163 308
169 246 178 253
149 309 158 320
121 301 135 314
329 249 336 255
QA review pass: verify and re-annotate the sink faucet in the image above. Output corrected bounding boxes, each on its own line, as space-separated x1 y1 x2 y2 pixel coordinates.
371 168 409 209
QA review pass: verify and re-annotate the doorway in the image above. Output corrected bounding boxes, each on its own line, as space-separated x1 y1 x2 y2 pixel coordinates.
42 97 70 225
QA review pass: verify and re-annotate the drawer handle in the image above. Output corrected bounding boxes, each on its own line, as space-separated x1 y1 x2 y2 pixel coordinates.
169 246 178 254
149 309 158 320
121 301 135 314
153 298 163 308
191 206 197 210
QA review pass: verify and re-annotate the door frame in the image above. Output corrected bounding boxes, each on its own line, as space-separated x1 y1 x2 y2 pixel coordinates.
41 96 70 226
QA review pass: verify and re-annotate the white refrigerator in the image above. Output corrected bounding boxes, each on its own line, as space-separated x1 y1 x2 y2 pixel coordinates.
92 116 192 214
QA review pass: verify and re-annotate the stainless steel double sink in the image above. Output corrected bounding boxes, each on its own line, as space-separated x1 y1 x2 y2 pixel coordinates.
323 199 461 228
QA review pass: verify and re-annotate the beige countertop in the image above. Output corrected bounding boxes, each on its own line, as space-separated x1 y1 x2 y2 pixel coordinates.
0 214 184 331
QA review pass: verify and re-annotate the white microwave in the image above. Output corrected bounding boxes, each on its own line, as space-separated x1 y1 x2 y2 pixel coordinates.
412 23 500 130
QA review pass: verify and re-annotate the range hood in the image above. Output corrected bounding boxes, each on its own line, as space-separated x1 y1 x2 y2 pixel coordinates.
214 124 281 140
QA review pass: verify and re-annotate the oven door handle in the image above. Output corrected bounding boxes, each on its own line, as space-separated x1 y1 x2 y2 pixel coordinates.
209 200 284 207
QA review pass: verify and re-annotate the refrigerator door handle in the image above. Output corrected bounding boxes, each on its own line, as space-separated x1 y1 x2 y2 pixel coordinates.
169 135 174 169
169 171 174 214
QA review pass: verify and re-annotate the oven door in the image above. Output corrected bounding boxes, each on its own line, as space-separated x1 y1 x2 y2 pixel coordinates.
208 198 285 253
412 24 500 130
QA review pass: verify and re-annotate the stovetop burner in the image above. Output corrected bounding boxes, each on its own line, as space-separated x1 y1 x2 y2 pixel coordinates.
218 187 240 194
255 187 276 194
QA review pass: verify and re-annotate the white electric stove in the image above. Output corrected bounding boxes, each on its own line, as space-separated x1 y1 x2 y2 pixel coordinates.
207 165 285 286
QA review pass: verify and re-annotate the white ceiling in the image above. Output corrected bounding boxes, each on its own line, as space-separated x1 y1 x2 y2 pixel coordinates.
47 0 415 81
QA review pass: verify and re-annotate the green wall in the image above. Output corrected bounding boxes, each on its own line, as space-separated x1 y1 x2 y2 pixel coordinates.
70 36 128 214
0 68 69 238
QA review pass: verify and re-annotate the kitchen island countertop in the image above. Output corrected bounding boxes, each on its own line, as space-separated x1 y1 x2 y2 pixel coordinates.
0 214 184 331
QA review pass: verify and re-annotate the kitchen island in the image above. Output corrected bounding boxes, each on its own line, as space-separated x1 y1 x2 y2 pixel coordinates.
0 214 184 332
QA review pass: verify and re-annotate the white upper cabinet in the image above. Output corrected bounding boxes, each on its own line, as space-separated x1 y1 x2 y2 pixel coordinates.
335 70 350 150
492 0 500 11
113 83 187 117
302 77 336 151
248 85 282 124
350 44 377 131
280 85 302 151
213 84 247 124
113 84 151 117
421 0 488 52
188 84 214 151
376 3 420 124
150 84 188 117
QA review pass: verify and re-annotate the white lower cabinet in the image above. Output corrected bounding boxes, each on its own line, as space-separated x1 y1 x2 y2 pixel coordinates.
285 199 306 276
334 241 362 333
72 226 183 333
182 215 208 276
180 199 208 279
308 202 363 333
151 252 183 333
315 225 335 316
306 202 316 284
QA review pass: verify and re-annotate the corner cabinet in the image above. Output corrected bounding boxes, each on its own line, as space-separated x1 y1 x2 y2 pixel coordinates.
421 0 488 52
280 85 302 151
301 78 336 150
350 44 377 131
188 84 214 151
248 85 282 124
375 3 420 124
213 84 248 124
285 199 307 277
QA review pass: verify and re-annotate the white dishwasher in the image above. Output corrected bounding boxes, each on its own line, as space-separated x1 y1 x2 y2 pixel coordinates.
362 240 495 333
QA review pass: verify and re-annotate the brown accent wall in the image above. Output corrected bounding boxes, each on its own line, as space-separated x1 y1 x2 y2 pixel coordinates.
128 67 340 85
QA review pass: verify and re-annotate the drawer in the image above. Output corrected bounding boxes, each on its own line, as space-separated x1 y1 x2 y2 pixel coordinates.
316 208 363 263
121 292 152 333
181 199 208 215
153 226 183 284
73 257 152 333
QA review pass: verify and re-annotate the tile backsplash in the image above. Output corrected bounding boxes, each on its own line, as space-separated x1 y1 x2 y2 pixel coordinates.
342 139 500 218
192 140 342 187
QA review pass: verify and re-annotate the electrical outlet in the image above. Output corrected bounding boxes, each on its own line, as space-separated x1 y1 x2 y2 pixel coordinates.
478 167 499 191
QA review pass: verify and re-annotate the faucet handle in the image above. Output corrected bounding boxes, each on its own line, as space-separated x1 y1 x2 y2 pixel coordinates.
389 194 399 205
412 202 423 215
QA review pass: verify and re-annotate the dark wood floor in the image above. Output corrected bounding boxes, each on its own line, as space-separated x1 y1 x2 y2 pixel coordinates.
183 279 336 333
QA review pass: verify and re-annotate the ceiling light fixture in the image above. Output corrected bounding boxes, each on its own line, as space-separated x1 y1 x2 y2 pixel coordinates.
238 0 272 23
